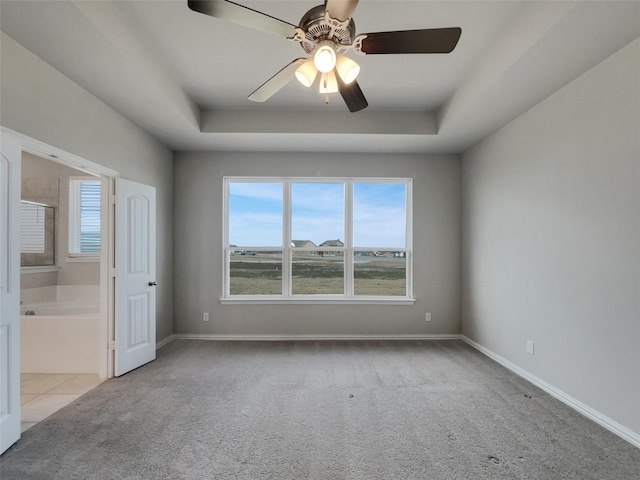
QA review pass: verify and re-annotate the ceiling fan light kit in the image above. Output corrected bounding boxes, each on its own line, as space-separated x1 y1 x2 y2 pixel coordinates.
319 71 339 94
294 49 360 95
313 42 337 73
187 0 462 112
294 59 318 87
335 55 360 85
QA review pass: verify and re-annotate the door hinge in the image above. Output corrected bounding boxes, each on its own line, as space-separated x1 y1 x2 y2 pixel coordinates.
111 267 117 278
109 340 117 351
111 195 117 205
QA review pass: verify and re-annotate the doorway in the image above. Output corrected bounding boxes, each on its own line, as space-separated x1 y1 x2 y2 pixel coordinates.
19 151 107 431
2 128 157 453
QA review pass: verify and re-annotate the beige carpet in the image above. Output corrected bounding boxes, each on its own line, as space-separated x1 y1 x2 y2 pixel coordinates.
1 339 638 479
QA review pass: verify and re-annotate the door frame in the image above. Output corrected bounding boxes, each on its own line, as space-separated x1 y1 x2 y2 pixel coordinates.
1 130 22 453
2 127 118 379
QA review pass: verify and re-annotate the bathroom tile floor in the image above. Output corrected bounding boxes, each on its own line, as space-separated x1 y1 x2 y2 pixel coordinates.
20 373 103 432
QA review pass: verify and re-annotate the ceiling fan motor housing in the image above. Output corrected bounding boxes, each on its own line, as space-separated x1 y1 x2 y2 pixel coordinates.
299 4 355 55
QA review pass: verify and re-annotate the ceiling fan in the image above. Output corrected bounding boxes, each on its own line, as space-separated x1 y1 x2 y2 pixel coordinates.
187 0 462 112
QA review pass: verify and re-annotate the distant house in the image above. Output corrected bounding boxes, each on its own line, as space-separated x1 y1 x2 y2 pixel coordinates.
291 239 317 256
291 240 316 248
319 239 344 247
318 239 344 256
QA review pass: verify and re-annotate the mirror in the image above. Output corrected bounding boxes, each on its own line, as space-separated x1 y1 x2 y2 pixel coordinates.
21 201 56 266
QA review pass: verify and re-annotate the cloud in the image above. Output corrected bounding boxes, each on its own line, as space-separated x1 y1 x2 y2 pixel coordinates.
353 183 406 246
230 182 282 201
229 212 282 246
292 183 344 212
292 215 344 244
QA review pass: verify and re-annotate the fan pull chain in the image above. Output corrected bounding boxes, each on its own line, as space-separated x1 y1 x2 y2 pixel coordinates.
322 76 330 104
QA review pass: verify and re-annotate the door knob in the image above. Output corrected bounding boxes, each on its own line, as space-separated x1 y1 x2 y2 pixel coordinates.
148 281 157 286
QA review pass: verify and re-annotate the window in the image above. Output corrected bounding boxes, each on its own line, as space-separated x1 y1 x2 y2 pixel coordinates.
21 202 46 254
68 177 101 255
20 201 56 267
224 178 412 303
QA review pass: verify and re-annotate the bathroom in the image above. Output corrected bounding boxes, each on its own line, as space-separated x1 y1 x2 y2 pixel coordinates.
20 151 104 430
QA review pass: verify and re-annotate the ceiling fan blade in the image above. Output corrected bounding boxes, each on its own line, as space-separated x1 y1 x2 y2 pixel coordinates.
356 27 462 54
248 58 306 103
188 0 298 39
325 0 360 22
336 73 368 113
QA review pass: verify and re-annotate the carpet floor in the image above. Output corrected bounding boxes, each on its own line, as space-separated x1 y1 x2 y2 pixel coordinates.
1 339 638 479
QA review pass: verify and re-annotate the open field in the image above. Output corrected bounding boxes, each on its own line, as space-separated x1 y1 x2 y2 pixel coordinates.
229 254 406 296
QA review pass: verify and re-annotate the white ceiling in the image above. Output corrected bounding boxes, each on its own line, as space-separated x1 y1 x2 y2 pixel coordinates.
1 1 639 153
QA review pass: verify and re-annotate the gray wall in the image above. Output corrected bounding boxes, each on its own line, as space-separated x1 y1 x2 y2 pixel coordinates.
1 33 174 343
461 39 640 434
174 152 461 336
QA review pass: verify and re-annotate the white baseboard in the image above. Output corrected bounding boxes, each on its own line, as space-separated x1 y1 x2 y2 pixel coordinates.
156 335 175 350
460 335 640 449
171 333 461 342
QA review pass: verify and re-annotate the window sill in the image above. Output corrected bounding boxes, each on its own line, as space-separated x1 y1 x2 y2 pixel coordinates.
21 266 60 274
220 296 416 305
66 256 100 263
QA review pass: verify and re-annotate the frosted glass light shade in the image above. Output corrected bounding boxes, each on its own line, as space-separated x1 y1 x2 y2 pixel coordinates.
336 56 360 84
319 71 338 94
295 59 318 87
314 45 337 73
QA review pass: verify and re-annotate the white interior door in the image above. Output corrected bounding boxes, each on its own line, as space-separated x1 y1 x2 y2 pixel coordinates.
115 178 156 376
0 132 21 453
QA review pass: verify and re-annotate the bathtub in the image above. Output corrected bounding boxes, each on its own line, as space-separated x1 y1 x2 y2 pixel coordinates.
20 285 100 374
21 300 99 316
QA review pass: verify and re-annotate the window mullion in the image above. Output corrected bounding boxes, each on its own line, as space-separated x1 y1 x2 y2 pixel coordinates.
223 179 230 298
344 180 354 297
406 179 413 299
282 181 292 297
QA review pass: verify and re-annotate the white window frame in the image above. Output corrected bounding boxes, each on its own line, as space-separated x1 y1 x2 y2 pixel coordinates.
221 177 414 305
68 176 102 258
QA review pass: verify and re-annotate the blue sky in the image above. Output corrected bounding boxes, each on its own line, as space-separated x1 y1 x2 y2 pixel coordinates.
229 182 406 247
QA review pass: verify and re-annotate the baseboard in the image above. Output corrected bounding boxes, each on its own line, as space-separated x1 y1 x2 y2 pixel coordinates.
171 333 461 342
156 335 175 350
460 335 640 449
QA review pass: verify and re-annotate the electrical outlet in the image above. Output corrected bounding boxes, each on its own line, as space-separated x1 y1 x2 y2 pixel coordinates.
425 312 432 322
526 340 534 355
203 312 209 322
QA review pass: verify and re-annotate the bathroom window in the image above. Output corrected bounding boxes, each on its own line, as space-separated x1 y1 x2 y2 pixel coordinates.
20 201 56 267
21 202 46 253
223 177 413 303
69 177 101 255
